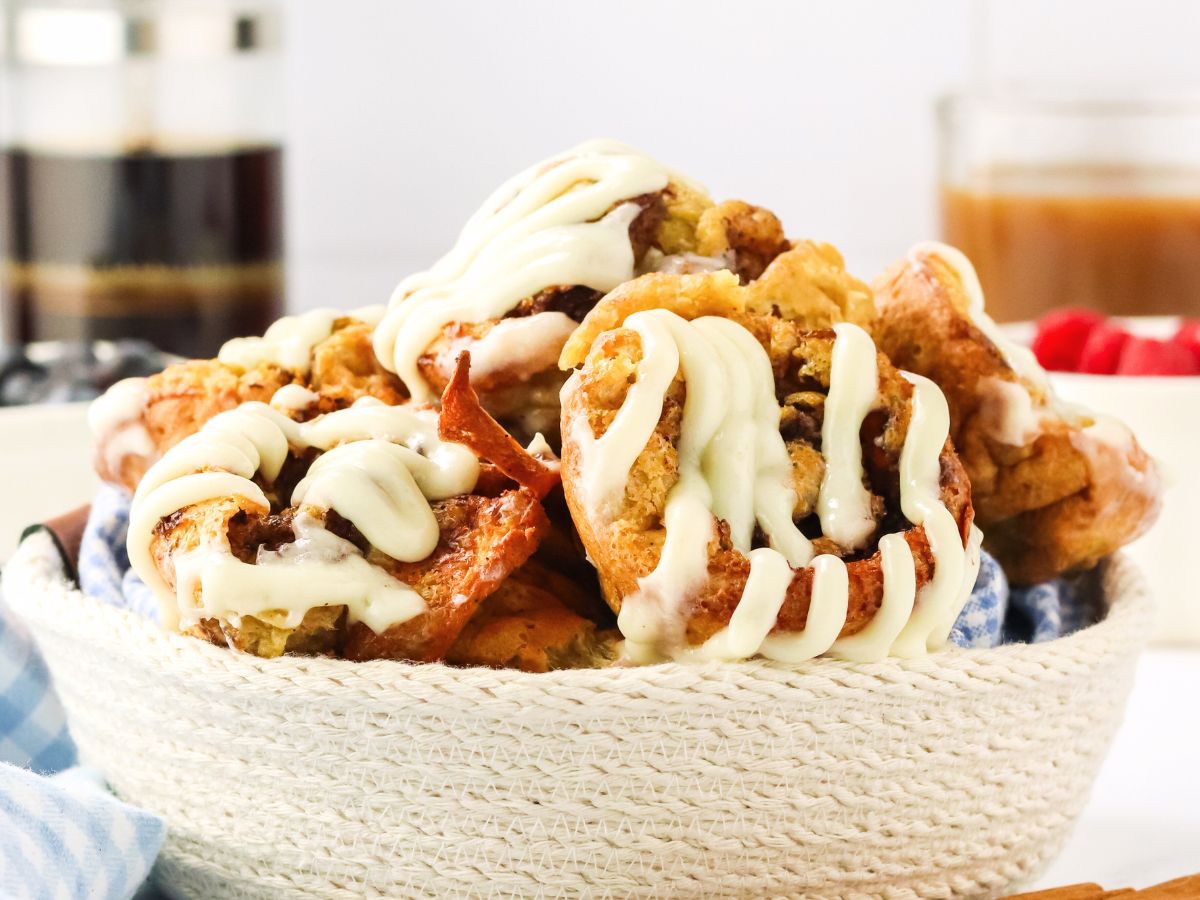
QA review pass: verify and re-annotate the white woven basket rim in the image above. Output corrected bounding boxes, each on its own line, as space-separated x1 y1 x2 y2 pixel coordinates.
3 531 1154 710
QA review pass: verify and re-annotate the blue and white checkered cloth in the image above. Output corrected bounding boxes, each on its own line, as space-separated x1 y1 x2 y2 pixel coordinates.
0 596 75 777
0 560 164 899
0 484 1101 897
77 489 159 624
0 764 164 900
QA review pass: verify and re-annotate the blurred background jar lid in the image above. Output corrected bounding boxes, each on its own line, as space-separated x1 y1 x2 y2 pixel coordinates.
1 0 281 67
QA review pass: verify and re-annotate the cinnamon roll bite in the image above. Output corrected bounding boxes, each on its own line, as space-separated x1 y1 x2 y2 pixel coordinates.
558 271 979 664
126 373 559 662
370 140 708 445
873 243 1160 583
96 140 1160 672
91 306 404 493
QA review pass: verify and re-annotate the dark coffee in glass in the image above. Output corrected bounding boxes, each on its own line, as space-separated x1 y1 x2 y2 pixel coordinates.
1 144 284 359
0 0 286 362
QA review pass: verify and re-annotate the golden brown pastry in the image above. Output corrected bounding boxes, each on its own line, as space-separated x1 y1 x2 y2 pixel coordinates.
126 361 558 662
445 561 617 672
371 140 873 447
90 310 405 493
101 141 1167 673
559 270 979 664
873 243 1160 583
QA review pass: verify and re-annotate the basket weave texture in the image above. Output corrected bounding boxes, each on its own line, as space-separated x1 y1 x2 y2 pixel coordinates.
4 532 1151 900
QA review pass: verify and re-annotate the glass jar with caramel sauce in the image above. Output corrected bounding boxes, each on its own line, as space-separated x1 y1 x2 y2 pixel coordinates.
938 95 1200 322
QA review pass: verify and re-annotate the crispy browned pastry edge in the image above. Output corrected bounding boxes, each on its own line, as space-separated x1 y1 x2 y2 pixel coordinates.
873 249 1160 584
439 352 560 498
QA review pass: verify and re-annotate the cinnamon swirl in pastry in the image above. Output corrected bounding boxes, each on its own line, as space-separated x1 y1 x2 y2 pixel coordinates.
873 243 1160 583
558 270 980 664
126 374 557 662
91 307 404 493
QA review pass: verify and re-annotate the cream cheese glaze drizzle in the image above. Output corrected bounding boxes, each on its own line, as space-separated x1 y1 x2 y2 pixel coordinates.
373 140 686 403
269 384 320 412
218 304 386 374
566 311 976 664
128 398 478 632
457 311 578 383
817 323 879 550
88 376 155 476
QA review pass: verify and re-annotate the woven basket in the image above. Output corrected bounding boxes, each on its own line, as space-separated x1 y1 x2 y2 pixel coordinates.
4 531 1152 900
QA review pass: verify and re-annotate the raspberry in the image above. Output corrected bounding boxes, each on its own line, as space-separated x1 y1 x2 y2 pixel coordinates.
1077 322 1131 375
1116 336 1200 376
1172 319 1200 364
1031 308 1107 372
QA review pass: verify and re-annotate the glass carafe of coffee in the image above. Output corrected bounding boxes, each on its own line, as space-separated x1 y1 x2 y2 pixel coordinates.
0 0 285 359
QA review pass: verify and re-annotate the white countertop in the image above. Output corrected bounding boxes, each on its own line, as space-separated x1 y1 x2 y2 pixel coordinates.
1033 648 1200 890
1 403 1196 891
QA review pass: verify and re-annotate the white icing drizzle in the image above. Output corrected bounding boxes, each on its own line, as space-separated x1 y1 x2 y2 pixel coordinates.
757 555 849 663
678 547 796 662
373 140 682 402
564 314 680 522
525 432 554 459
218 305 386 375
817 322 879 550
291 440 440 563
827 533 916 662
976 376 1042 446
128 399 479 633
88 376 155 477
571 312 973 664
463 311 578 383
889 373 978 657
638 249 735 276
171 514 426 636
907 242 1143 463
269 384 320 412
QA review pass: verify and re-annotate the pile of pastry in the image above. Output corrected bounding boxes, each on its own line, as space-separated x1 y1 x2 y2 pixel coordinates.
90 141 1160 671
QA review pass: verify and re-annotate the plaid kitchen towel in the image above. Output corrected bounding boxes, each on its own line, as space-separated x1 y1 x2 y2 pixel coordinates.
0 763 164 900
0 579 165 899
0 590 74 776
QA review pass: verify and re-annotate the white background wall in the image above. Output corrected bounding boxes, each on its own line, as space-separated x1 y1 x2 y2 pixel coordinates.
282 0 1200 313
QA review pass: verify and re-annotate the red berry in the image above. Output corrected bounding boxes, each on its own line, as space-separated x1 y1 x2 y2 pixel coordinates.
1172 319 1200 363
1031 308 1107 372
1116 336 1200 376
1077 322 1132 375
